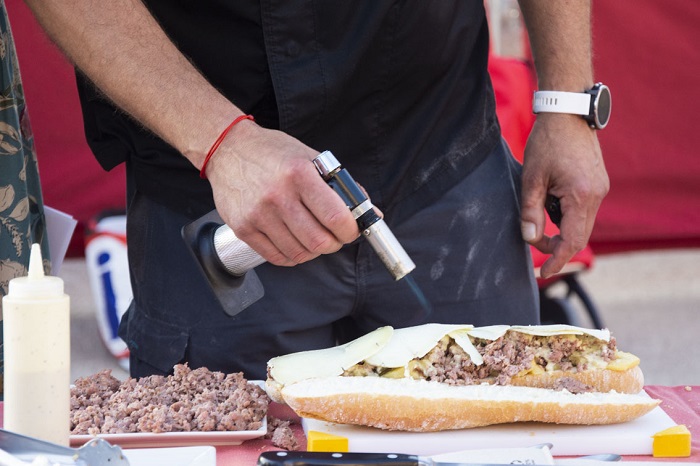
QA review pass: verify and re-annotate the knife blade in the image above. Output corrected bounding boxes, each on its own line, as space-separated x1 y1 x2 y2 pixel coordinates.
257 451 554 466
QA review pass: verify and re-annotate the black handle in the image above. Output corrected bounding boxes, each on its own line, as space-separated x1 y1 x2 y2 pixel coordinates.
544 194 562 228
258 451 421 466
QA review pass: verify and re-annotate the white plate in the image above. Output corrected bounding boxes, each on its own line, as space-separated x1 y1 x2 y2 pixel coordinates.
124 446 215 466
69 381 267 448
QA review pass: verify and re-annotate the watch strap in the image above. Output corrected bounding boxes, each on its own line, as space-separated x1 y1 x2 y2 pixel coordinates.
532 90 591 116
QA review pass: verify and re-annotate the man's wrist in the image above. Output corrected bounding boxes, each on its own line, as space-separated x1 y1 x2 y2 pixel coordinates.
532 83 611 130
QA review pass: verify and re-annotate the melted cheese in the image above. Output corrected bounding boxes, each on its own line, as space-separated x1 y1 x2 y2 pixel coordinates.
466 325 510 341
510 324 610 341
363 323 473 368
449 329 483 366
268 326 392 385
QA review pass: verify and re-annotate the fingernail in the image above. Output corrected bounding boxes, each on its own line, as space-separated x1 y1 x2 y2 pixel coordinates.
521 221 536 241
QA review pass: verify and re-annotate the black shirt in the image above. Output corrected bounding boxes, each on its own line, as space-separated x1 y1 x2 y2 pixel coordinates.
77 0 500 224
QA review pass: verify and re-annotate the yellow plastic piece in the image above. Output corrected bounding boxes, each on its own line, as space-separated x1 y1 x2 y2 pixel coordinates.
307 430 349 452
652 424 692 457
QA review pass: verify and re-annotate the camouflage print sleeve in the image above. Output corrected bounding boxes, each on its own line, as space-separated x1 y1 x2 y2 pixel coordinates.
0 0 51 398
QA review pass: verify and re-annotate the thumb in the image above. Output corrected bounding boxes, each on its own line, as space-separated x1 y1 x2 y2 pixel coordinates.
520 183 549 249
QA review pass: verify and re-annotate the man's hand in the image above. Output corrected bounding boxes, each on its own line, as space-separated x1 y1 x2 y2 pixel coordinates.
520 113 609 279
518 0 609 279
205 120 360 267
24 0 361 267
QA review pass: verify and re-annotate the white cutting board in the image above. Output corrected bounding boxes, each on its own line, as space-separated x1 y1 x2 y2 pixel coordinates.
302 395 676 457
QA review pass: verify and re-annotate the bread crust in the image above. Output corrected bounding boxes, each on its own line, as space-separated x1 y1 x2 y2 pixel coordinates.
509 365 644 394
265 378 284 403
281 376 659 432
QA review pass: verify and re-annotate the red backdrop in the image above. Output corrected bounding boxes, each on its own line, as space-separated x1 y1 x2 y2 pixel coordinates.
6 0 700 257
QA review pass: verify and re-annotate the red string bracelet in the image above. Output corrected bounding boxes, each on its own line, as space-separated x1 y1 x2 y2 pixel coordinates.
200 114 255 179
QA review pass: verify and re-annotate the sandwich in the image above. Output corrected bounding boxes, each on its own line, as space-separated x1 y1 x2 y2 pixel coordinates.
265 323 659 432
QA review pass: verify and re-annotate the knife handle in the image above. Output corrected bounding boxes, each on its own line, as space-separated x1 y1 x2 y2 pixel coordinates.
258 451 422 466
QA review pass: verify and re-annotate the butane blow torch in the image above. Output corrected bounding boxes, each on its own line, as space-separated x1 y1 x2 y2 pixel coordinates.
182 150 416 316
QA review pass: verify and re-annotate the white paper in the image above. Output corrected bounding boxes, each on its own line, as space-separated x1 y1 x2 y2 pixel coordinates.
43 206 78 275
124 446 216 466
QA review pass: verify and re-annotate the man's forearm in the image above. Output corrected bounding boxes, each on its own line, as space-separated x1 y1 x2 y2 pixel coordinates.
25 0 241 167
518 0 593 91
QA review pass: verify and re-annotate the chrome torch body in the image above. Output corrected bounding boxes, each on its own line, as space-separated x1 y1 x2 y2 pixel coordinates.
209 150 415 281
313 151 415 280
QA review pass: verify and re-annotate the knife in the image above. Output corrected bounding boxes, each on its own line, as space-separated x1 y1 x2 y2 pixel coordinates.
259 442 557 466
259 451 485 466
257 451 626 466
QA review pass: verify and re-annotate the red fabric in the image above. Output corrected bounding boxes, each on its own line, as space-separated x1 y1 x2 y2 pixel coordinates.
6 0 700 257
590 1 700 252
487 56 536 163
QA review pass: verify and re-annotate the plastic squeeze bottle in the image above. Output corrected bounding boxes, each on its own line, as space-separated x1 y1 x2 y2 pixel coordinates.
2 243 71 445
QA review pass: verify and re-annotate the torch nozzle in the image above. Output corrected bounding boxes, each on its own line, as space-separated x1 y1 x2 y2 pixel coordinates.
362 218 416 280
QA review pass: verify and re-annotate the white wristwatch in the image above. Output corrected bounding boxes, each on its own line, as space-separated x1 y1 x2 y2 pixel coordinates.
532 83 612 130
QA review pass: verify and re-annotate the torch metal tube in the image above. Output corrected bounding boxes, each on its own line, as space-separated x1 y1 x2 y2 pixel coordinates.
362 218 416 280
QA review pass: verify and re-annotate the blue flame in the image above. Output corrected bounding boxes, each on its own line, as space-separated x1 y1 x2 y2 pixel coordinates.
402 274 433 320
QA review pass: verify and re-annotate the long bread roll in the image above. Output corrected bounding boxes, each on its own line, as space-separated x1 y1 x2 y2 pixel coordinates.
282 376 659 432
265 323 659 431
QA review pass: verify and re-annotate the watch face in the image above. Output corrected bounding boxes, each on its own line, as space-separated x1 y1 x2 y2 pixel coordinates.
595 85 612 129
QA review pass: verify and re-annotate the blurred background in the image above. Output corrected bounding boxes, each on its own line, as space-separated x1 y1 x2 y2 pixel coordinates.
4 0 700 386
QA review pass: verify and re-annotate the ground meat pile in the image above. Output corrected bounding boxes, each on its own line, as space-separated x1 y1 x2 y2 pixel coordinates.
345 331 618 392
71 364 269 435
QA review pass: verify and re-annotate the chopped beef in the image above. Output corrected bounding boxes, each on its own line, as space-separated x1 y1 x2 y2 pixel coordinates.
266 416 300 451
553 377 594 394
70 364 269 435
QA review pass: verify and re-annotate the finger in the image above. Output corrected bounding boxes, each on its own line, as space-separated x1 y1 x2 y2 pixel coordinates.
234 210 302 266
280 196 346 262
357 182 383 218
248 236 296 268
520 182 548 245
528 233 557 256
300 174 359 245
539 199 589 278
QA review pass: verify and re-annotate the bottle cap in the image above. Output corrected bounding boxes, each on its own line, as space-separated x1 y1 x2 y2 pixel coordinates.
7 243 65 298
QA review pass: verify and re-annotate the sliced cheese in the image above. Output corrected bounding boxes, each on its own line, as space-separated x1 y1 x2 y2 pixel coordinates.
363 323 473 368
449 328 483 366
466 325 510 341
510 324 610 341
652 424 691 457
268 326 393 385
